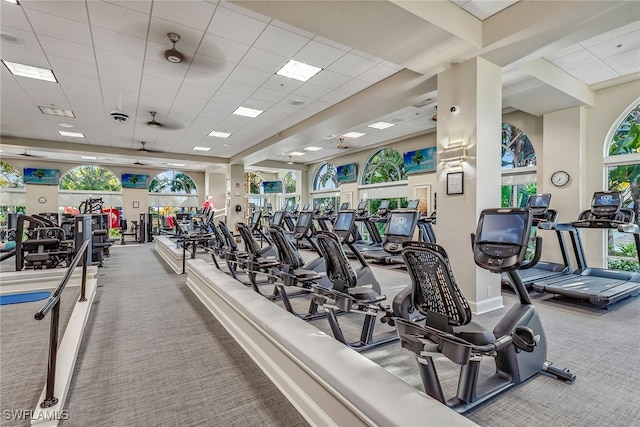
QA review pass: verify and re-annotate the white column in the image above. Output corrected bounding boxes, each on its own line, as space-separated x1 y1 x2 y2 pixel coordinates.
436 57 503 314
226 164 245 226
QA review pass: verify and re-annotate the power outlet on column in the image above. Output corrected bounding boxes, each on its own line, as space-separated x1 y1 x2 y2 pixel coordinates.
487 286 492 297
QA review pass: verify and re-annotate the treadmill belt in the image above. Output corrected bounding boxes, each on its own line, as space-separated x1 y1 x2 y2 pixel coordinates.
532 275 640 307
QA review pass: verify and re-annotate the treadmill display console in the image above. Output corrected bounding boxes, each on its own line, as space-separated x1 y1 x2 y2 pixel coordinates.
591 192 621 217
407 199 419 210
296 212 312 228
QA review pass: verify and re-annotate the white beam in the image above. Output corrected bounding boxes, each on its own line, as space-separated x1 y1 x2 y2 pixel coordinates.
519 58 594 107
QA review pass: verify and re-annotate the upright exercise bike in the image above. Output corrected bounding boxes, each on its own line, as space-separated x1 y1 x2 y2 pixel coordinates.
394 208 575 413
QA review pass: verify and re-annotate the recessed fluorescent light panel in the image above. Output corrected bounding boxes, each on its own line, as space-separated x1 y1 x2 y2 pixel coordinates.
304 146 322 151
277 59 322 82
3 0 20 5
367 121 395 130
2 60 57 82
58 130 85 138
58 123 74 128
81 156 97 160
342 132 365 138
232 106 263 118
168 163 185 167
289 152 305 156
39 106 75 117
208 130 231 138
192 146 211 152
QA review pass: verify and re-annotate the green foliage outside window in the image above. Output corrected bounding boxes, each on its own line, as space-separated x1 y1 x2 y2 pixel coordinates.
608 104 640 207
59 165 122 191
0 161 24 188
149 171 196 194
362 148 405 184
501 123 535 169
284 172 296 194
313 163 338 191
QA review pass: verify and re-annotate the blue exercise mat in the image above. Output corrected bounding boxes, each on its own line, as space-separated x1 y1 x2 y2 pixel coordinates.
0 291 51 306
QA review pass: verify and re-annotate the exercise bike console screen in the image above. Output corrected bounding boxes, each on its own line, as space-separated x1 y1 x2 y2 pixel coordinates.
407 199 419 210
527 194 551 217
333 211 355 239
591 191 621 217
478 212 527 245
385 211 419 243
251 211 262 230
474 209 531 271
272 211 284 227
357 200 367 211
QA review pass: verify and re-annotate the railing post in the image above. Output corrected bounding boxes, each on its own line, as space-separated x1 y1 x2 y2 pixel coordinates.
41 302 60 408
79 244 88 302
182 238 187 274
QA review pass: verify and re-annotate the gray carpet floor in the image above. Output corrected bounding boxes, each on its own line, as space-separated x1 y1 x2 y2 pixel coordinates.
57 244 308 427
0 287 80 427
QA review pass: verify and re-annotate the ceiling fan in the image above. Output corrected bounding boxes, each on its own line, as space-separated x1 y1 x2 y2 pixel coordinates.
165 32 184 63
336 138 349 149
138 141 161 153
146 111 183 130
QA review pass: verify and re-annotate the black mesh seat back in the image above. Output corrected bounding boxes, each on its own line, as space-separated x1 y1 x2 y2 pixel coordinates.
316 231 357 292
218 222 238 250
401 241 472 327
269 225 304 269
237 222 261 256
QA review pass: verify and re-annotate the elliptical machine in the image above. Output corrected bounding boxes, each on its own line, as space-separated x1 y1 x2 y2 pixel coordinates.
394 208 575 413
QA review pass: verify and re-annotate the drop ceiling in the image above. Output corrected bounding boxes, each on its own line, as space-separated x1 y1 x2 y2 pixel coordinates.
0 0 638 172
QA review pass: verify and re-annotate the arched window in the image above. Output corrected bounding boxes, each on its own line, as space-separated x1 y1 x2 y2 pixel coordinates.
284 171 296 194
501 123 537 208
149 170 197 194
246 173 264 195
0 161 25 188
0 161 26 227
605 101 640 271
313 163 338 191
501 123 536 169
361 148 405 185
59 165 123 213
311 163 338 212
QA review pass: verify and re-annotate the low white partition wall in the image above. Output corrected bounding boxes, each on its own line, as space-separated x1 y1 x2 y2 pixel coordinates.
186 259 477 427
154 235 184 274
0 267 99 427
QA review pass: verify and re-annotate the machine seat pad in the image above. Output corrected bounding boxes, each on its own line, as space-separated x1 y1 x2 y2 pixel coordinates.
293 268 322 280
349 286 380 301
25 253 51 262
453 320 496 346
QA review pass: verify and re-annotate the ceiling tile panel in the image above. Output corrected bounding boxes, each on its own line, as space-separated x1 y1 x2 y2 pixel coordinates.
228 65 272 87
308 70 351 90
47 55 99 78
602 48 640 71
239 48 288 74
188 54 235 77
198 33 251 64
95 49 144 75
1 45 49 68
357 62 402 83
319 90 351 105
25 9 92 46
208 6 269 46
615 61 640 76
251 87 288 104
261 74 305 94
219 79 259 98
87 1 150 40
183 70 226 90
218 2 270 23
1 27 44 54
92 27 147 58
580 21 640 48
327 53 378 78
0 1 32 32
566 60 618 85
142 59 189 81
293 40 347 69
152 0 216 31
585 31 640 59
254 25 310 58
550 48 599 71
291 83 332 101
337 78 373 95
105 1 152 15
144 40 193 69
38 35 96 64
21 0 89 23
312 35 351 53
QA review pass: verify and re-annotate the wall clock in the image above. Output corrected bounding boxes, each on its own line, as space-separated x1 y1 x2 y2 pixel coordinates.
550 170 570 188
38 196 47 204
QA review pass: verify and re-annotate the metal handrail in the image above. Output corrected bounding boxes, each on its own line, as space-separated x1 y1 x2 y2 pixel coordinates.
34 238 91 408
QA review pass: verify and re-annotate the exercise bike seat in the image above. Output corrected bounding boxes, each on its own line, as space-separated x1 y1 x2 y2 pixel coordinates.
453 321 496 346
349 285 382 301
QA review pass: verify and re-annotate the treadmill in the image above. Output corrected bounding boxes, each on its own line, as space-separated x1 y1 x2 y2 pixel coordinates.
532 191 640 307
505 194 572 288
